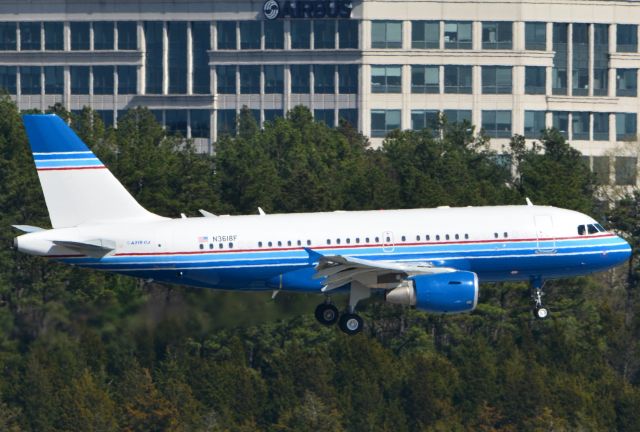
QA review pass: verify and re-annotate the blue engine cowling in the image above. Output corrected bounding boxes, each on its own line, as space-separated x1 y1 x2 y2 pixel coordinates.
386 271 479 313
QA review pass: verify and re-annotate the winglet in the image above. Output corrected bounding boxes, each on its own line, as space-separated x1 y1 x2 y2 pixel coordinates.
526 197 533 206
258 207 266 216
304 247 324 263
12 225 44 233
199 209 217 218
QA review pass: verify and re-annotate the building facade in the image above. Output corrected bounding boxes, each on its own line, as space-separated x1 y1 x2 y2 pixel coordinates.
1 0 640 185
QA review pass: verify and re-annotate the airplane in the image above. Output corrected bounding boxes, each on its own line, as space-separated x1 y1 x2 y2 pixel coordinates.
13 114 632 335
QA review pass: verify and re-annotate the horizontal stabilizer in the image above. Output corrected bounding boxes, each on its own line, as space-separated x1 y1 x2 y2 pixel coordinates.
12 225 44 233
53 239 116 258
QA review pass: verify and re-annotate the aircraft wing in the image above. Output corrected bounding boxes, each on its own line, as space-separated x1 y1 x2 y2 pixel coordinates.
307 249 455 291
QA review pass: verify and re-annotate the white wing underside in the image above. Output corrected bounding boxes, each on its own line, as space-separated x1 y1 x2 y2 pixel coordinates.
312 254 456 291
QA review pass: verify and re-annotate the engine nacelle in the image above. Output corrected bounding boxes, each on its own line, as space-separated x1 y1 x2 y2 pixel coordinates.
386 271 479 313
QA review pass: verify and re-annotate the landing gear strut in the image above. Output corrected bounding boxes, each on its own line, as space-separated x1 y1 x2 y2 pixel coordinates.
531 277 549 319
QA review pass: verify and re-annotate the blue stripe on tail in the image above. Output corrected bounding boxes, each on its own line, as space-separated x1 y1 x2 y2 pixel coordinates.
22 115 92 153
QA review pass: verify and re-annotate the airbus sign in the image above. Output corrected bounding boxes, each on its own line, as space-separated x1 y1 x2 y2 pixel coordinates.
263 1 353 20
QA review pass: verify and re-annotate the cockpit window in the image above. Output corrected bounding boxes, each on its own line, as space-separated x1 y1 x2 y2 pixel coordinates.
594 223 606 232
587 224 598 234
578 225 586 235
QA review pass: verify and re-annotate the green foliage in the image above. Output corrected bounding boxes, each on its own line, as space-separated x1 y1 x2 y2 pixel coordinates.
0 97 638 431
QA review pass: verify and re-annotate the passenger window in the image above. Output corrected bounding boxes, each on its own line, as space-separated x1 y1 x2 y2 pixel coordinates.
464 234 469 239
307 240 311 246
375 237 379 242
578 225 586 235
327 239 331 245
503 232 508 238
455 234 459 240
588 224 598 234
229 242 233 249
356 238 360 243
297 240 301 246
258 241 263 247
346 238 350 244
494 233 499 239
199 244 204 250
426 235 430 241
436 235 440 241
287 240 292 246
277 241 282 247
401 235 406 242
386 236 391 242
336 238 341 244
416 235 421 241
209 243 214 249
219 243 223 249
445 234 450 240
268 241 273 247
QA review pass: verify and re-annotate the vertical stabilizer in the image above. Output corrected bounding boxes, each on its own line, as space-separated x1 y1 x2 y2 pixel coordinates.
22 114 162 228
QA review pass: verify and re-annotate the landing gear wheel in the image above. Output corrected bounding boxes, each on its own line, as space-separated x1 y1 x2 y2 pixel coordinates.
535 307 549 320
314 303 339 325
338 313 363 335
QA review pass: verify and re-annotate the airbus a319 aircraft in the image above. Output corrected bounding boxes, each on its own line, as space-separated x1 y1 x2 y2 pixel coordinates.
13 115 632 335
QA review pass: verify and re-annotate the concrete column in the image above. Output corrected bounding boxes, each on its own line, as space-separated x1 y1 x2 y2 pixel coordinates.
515 21 525 51
284 65 291 113
211 21 217 50
139 21 146 94
546 22 553 52
64 22 70 51
187 22 193 95
610 112 616 142
284 20 291 50
40 22 45 52
567 23 573 95
114 21 119 51
402 64 410 130
162 22 168 95
472 21 481 51
16 23 20 51
89 22 94 51
439 20 445 50
403 20 410 50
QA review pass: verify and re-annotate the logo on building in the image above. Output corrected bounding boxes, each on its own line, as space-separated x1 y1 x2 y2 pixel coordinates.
263 1 352 19
263 0 280 20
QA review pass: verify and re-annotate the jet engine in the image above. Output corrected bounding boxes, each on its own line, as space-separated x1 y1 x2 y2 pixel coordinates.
385 271 479 313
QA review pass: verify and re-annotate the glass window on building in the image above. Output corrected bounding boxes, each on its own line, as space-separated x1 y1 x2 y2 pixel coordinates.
239 65 260 93
192 21 210 94
412 21 439 49
616 112 637 141
525 66 546 94
20 66 41 95
44 66 63 94
315 109 335 127
168 22 187 94
314 20 335 49
264 109 284 125
217 21 237 50
593 156 610 185
314 64 335 94
96 110 114 127
217 109 236 135
615 156 637 185
444 22 472 49
338 20 358 49
443 109 471 124
617 24 637 53
552 111 569 138
552 23 568 95
70 22 90 50
593 24 609 96
291 20 310 49
482 22 512 49
524 111 545 139
117 21 137 50
264 65 284 94
482 66 512 94
150 109 163 125
338 64 358 94
216 65 236 94
371 65 401 93
371 21 402 49
482 110 512 138
593 112 609 141
444 65 472 94
411 110 439 131
190 109 210 138
572 23 589 96
371 109 401 137
117 65 137 94
291 64 310 93
93 66 114 95
44 22 63 50
0 23 16 50
572 112 589 140
94 22 115 50
264 20 284 49
0 66 17 93
20 22 41 51
165 109 188 136
525 22 546 50
617 69 637 97
338 109 357 128
70 66 89 94
144 22 163 94
239 21 260 49
411 65 439 93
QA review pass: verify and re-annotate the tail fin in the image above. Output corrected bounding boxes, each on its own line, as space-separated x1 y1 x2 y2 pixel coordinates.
22 114 162 228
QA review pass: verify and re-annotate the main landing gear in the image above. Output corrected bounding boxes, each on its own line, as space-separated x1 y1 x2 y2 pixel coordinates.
314 281 370 335
531 277 549 320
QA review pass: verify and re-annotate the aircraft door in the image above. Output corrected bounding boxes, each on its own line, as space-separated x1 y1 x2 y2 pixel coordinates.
382 231 395 253
534 215 556 253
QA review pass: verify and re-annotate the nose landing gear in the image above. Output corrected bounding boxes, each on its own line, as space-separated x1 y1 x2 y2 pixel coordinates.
531 277 549 320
